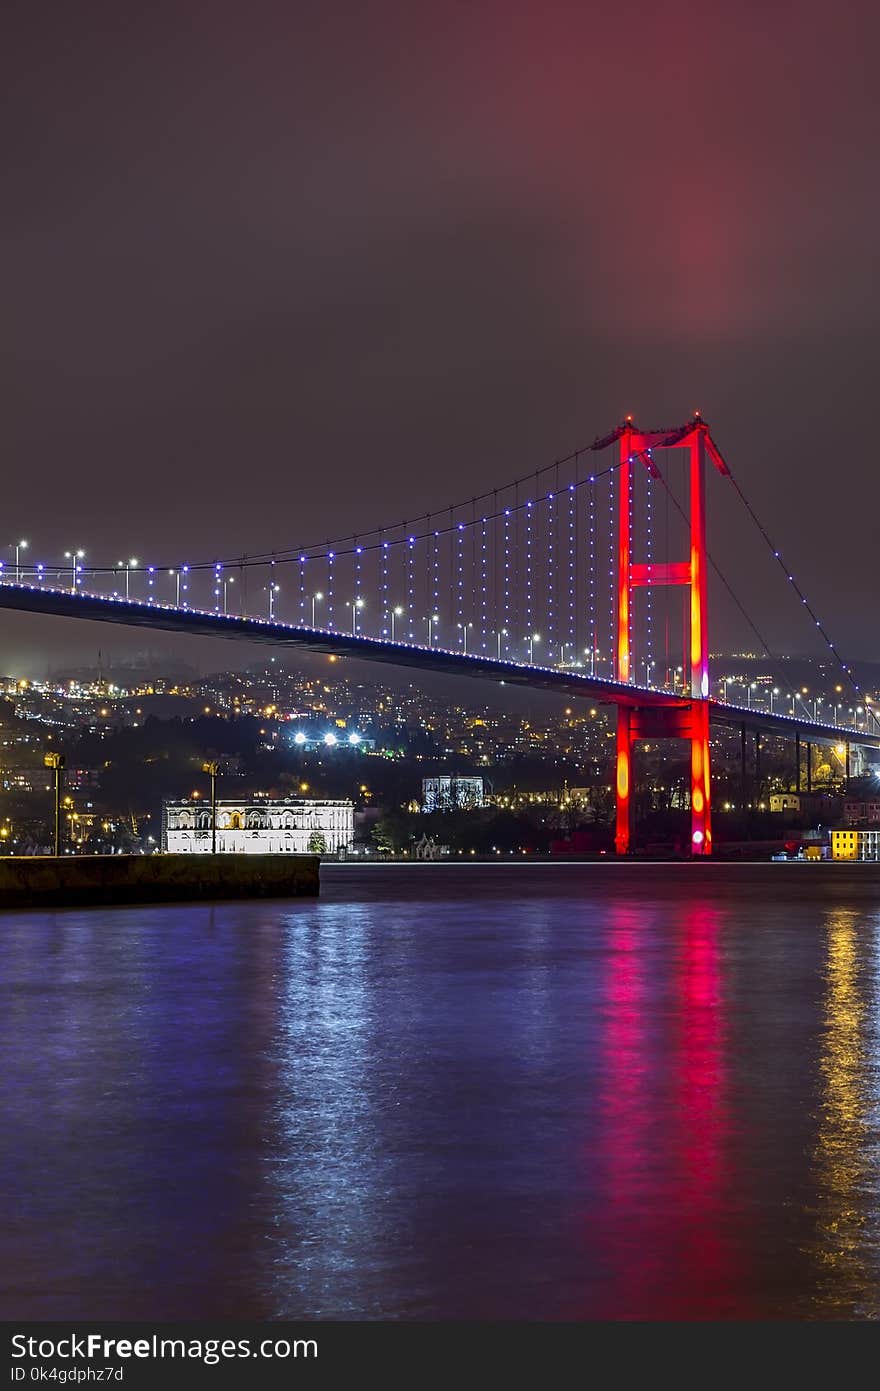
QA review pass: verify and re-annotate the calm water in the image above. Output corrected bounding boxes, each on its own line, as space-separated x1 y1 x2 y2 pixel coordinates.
2 863 880 1321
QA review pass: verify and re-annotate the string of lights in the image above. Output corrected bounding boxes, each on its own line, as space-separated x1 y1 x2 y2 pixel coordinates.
325 551 334 630
587 476 596 675
724 469 878 730
607 469 615 680
645 472 653 686
546 487 555 661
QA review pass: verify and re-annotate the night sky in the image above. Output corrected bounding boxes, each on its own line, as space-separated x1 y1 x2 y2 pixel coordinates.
4 1 879 669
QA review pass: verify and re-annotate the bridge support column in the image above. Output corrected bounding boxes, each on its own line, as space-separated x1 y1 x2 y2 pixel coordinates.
690 700 712 854
615 707 633 855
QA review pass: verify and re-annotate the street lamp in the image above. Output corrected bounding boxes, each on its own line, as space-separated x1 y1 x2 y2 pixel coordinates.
43 751 65 856
348 597 365 634
121 558 137 600
64 550 85 594
427 613 439 646
770 686 779 713
14 539 27 584
311 592 323 626
391 605 404 641
458 621 473 654
267 582 280 620
202 761 220 854
496 628 508 659
223 576 234 614
528 633 541 663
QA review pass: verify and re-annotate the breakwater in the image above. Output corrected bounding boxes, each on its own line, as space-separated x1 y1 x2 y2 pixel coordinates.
0 853 320 909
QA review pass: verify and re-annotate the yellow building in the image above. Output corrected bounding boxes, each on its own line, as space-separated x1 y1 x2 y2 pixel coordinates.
831 829 880 861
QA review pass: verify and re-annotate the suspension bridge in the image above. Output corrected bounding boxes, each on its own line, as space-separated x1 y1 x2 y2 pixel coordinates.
2 414 877 855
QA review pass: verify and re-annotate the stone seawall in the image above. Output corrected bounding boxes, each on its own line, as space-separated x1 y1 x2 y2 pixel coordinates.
0 853 320 909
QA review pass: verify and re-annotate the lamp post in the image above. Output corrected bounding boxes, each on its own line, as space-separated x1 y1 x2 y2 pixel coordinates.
202 761 220 854
496 628 508 659
64 550 85 594
770 686 779 713
528 633 540 663
391 605 403 641
43 751 65 856
14 539 27 584
311 592 323 626
121 558 137 600
458 621 472 654
223 576 234 614
427 613 439 646
267 583 280 620
348 597 365 634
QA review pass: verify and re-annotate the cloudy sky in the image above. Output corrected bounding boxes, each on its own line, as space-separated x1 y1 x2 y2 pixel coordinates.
3 0 878 669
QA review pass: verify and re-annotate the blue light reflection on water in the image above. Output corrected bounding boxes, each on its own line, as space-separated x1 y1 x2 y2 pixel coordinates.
2 865 880 1320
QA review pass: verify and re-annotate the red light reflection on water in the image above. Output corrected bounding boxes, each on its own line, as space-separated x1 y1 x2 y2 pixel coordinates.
591 901 739 1318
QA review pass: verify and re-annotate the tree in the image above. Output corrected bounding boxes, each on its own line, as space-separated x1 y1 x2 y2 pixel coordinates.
371 810 412 853
307 830 327 854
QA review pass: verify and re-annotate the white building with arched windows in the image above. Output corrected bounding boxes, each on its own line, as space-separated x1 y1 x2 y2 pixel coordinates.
162 797 354 855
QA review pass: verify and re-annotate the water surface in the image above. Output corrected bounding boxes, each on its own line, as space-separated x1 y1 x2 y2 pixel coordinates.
2 863 880 1320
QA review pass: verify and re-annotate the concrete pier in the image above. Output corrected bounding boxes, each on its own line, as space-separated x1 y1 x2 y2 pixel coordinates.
0 853 320 909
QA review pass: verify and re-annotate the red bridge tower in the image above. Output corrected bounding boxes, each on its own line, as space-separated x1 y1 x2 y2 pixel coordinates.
614 415 729 857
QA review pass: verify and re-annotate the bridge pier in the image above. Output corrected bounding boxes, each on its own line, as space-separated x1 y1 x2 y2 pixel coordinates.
614 709 633 856
614 701 712 856
690 700 712 854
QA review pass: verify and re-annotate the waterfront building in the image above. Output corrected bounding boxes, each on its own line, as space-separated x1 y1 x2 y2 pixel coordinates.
162 797 354 854
768 791 833 816
842 799 880 825
830 828 880 861
421 776 485 812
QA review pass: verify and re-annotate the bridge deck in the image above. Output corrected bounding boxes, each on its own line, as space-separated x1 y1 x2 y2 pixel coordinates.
1 584 877 750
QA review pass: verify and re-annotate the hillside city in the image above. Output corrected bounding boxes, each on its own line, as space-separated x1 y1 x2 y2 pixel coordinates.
2 650 878 861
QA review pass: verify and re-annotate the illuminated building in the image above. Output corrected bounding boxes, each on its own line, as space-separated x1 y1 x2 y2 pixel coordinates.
830 829 880 861
421 776 484 812
162 798 353 854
